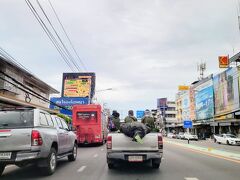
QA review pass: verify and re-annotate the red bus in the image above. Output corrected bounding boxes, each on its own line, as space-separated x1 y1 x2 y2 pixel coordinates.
72 104 108 145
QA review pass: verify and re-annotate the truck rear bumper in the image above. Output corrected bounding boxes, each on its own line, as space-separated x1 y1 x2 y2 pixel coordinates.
107 151 163 161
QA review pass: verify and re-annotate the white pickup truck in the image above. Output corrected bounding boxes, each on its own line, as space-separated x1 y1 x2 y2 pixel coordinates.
214 134 240 145
106 132 163 169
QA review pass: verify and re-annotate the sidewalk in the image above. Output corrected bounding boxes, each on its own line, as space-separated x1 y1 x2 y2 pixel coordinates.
165 138 240 162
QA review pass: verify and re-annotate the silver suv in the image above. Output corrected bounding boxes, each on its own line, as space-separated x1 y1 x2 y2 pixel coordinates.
0 108 78 176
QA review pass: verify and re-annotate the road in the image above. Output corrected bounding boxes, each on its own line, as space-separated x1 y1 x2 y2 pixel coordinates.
1 140 240 180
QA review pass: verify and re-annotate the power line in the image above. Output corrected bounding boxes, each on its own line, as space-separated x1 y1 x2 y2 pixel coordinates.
47 0 87 71
0 46 33 75
36 0 81 72
25 0 75 72
0 70 70 112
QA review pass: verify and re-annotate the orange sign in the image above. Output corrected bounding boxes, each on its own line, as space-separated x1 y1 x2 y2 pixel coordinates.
218 56 229 68
178 85 189 91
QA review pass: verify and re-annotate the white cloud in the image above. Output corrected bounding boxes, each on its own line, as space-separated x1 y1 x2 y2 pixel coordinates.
0 0 240 112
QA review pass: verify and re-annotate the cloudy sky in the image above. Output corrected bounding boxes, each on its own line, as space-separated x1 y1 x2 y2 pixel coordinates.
1 0 240 115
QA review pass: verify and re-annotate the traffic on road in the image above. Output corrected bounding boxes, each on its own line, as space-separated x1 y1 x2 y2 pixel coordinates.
1 1 240 180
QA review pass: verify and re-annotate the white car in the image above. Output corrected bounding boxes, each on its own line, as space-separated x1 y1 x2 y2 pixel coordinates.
167 133 176 138
184 133 198 141
214 134 240 145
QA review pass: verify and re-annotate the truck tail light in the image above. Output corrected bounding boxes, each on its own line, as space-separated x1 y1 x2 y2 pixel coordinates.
107 136 112 149
158 134 163 149
31 130 43 146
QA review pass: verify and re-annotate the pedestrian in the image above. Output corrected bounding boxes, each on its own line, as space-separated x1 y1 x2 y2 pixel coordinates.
141 109 155 131
108 110 120 131
124 110 137 123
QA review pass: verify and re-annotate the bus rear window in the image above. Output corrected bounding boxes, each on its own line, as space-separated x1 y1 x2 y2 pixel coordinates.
76 111 97 122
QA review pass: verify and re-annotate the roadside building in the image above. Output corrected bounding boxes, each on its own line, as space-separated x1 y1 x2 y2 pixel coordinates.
192 75 214 138
212 67 240 136
159 100 178 133
0 56 59 112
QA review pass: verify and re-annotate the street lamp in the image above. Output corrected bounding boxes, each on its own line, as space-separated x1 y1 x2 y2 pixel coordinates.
96 88 113 93
92 88 114 104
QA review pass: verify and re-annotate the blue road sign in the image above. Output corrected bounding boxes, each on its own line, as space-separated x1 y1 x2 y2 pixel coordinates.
136 110 145 119
183 120 193 128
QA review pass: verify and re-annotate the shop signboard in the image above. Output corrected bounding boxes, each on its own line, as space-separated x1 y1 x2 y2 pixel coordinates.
213 67 240 116
195 79 214 121
182 91 190 121
189 86 196 120
49 97 88 116
62 73 96 99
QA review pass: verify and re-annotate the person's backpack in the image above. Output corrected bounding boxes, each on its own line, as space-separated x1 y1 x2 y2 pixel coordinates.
108 116 116 131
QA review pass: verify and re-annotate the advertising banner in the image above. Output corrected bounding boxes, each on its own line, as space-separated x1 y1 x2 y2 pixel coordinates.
195 79 214 120
62 73 96 98
182 91 190 121
213 67 240 116
157 98 168 109
189 86 196 120
49 97 89 116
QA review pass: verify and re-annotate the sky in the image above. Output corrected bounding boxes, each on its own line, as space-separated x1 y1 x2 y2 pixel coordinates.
1 0 240 116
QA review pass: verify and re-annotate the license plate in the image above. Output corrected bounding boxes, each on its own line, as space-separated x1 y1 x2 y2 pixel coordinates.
0 152 12 160
128 156 143 162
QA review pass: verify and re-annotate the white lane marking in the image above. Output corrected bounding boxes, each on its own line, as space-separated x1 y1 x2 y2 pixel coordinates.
77 166 86 172
93 154 98 158
185 178 199 180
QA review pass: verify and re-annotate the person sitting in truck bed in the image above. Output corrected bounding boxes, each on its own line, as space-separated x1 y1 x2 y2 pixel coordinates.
141 109 155 131
108 110 120 131
124 110 137 123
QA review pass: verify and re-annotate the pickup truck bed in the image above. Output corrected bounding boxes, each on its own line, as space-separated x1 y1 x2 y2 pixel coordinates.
106 132 163 169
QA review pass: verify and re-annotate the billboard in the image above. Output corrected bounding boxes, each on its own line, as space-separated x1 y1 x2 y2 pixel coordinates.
157 98 167 109
213 67 240 116
182 91 190 121
189 86 196 120
49 97 89 116
195 79 214 120
62 73 95 98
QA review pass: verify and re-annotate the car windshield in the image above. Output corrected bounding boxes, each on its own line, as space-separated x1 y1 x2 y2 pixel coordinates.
0 110 34 129
226 135 236 138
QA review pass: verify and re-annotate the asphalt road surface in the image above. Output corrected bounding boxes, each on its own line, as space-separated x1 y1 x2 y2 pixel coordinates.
2 140 240 180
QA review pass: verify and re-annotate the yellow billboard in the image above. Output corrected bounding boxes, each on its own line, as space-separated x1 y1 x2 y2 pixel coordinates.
178 85 189 91
63 76 91 97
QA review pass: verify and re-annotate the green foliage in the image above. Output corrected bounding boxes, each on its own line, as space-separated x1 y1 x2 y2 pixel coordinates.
57 114 72 124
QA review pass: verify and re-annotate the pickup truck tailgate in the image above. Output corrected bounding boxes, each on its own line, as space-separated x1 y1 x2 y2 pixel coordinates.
0 129 32 151
111 133 158 151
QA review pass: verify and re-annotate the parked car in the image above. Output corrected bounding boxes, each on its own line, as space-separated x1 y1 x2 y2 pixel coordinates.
107 132 163 169
214 134 240 145
0 108 78 176
167 133 176 138
176 132 185 139
183 133 198 140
